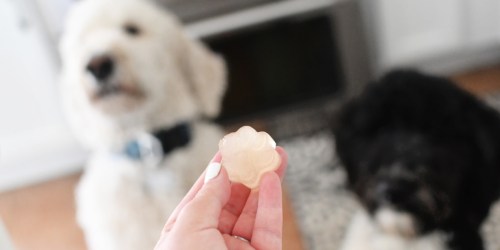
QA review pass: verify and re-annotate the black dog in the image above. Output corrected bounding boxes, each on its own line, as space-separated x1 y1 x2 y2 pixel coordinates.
333 70 500 250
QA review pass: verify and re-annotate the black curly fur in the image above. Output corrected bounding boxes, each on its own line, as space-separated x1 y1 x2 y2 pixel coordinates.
333 70 500 250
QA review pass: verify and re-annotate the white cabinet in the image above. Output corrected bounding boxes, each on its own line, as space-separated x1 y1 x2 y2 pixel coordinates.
464 0 500 48
0 0 86 191
365 0 500 74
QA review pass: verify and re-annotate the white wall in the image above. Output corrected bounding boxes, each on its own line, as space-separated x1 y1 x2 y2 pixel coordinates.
366 0 500 74
464 0 499 48
34 0 74 41
0 0 87 192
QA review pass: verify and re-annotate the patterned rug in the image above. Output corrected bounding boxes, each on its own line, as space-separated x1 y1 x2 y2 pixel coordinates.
280 94 500 250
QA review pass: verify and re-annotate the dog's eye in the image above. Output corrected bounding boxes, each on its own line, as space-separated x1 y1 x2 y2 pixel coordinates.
124 23 141 36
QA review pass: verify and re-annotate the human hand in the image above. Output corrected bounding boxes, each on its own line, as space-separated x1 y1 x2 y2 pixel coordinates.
155 147 288 250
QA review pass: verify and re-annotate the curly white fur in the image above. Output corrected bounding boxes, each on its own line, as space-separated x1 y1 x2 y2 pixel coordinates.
59 0 226 249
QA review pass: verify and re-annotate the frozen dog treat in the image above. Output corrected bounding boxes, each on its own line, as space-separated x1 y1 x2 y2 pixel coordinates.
219 126 281 189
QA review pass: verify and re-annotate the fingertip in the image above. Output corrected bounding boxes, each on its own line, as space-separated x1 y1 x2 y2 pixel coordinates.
204 165 230 189
276 146 286 156
276 146 286 160
274 147 288 181
198 165 232 209
211 150 222 163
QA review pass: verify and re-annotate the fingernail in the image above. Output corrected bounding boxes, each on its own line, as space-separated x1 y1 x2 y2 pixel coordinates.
204 162 221 183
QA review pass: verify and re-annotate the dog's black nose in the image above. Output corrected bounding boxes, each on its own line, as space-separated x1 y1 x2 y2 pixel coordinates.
86 55 114 81
376 180 417 204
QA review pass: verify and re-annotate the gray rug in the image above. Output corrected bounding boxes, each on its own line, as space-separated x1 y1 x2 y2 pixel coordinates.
281 94 500 250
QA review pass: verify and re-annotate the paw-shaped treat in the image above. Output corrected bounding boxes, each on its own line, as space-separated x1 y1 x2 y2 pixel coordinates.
219 126 281 189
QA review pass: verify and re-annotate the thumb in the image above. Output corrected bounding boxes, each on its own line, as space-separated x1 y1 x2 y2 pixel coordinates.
175 163 231 232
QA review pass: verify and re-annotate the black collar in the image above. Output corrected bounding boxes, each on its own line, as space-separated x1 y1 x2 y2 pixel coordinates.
154 123 191 155
123 123 191 164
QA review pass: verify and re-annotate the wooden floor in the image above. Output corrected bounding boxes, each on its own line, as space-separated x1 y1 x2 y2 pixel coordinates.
0 175 303 250
453 64 500 95
2 63 500 250
0 174 85 250
0 171 304 250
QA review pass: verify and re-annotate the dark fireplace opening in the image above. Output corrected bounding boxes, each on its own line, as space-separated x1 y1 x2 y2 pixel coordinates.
205 13 345 124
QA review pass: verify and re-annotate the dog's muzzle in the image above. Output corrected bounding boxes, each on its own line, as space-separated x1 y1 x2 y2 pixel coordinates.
87 54 114 82
374 178 418 205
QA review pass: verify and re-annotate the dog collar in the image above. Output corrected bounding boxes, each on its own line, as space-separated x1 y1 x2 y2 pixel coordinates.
123 123 191 167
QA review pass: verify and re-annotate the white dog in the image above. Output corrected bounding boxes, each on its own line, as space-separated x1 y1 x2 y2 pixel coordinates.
59 0 226 249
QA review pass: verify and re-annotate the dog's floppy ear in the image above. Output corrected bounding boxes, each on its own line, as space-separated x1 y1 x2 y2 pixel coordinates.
181 36 227 118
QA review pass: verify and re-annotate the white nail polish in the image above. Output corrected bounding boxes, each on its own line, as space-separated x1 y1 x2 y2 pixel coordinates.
204 162 221 183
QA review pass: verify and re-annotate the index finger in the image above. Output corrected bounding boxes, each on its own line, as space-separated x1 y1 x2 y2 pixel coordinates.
161 152 221 234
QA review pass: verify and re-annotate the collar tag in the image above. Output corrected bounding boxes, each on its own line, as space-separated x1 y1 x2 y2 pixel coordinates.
124 132 164 168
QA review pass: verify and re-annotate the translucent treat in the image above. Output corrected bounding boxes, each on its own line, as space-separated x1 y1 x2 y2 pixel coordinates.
219 126 281 189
